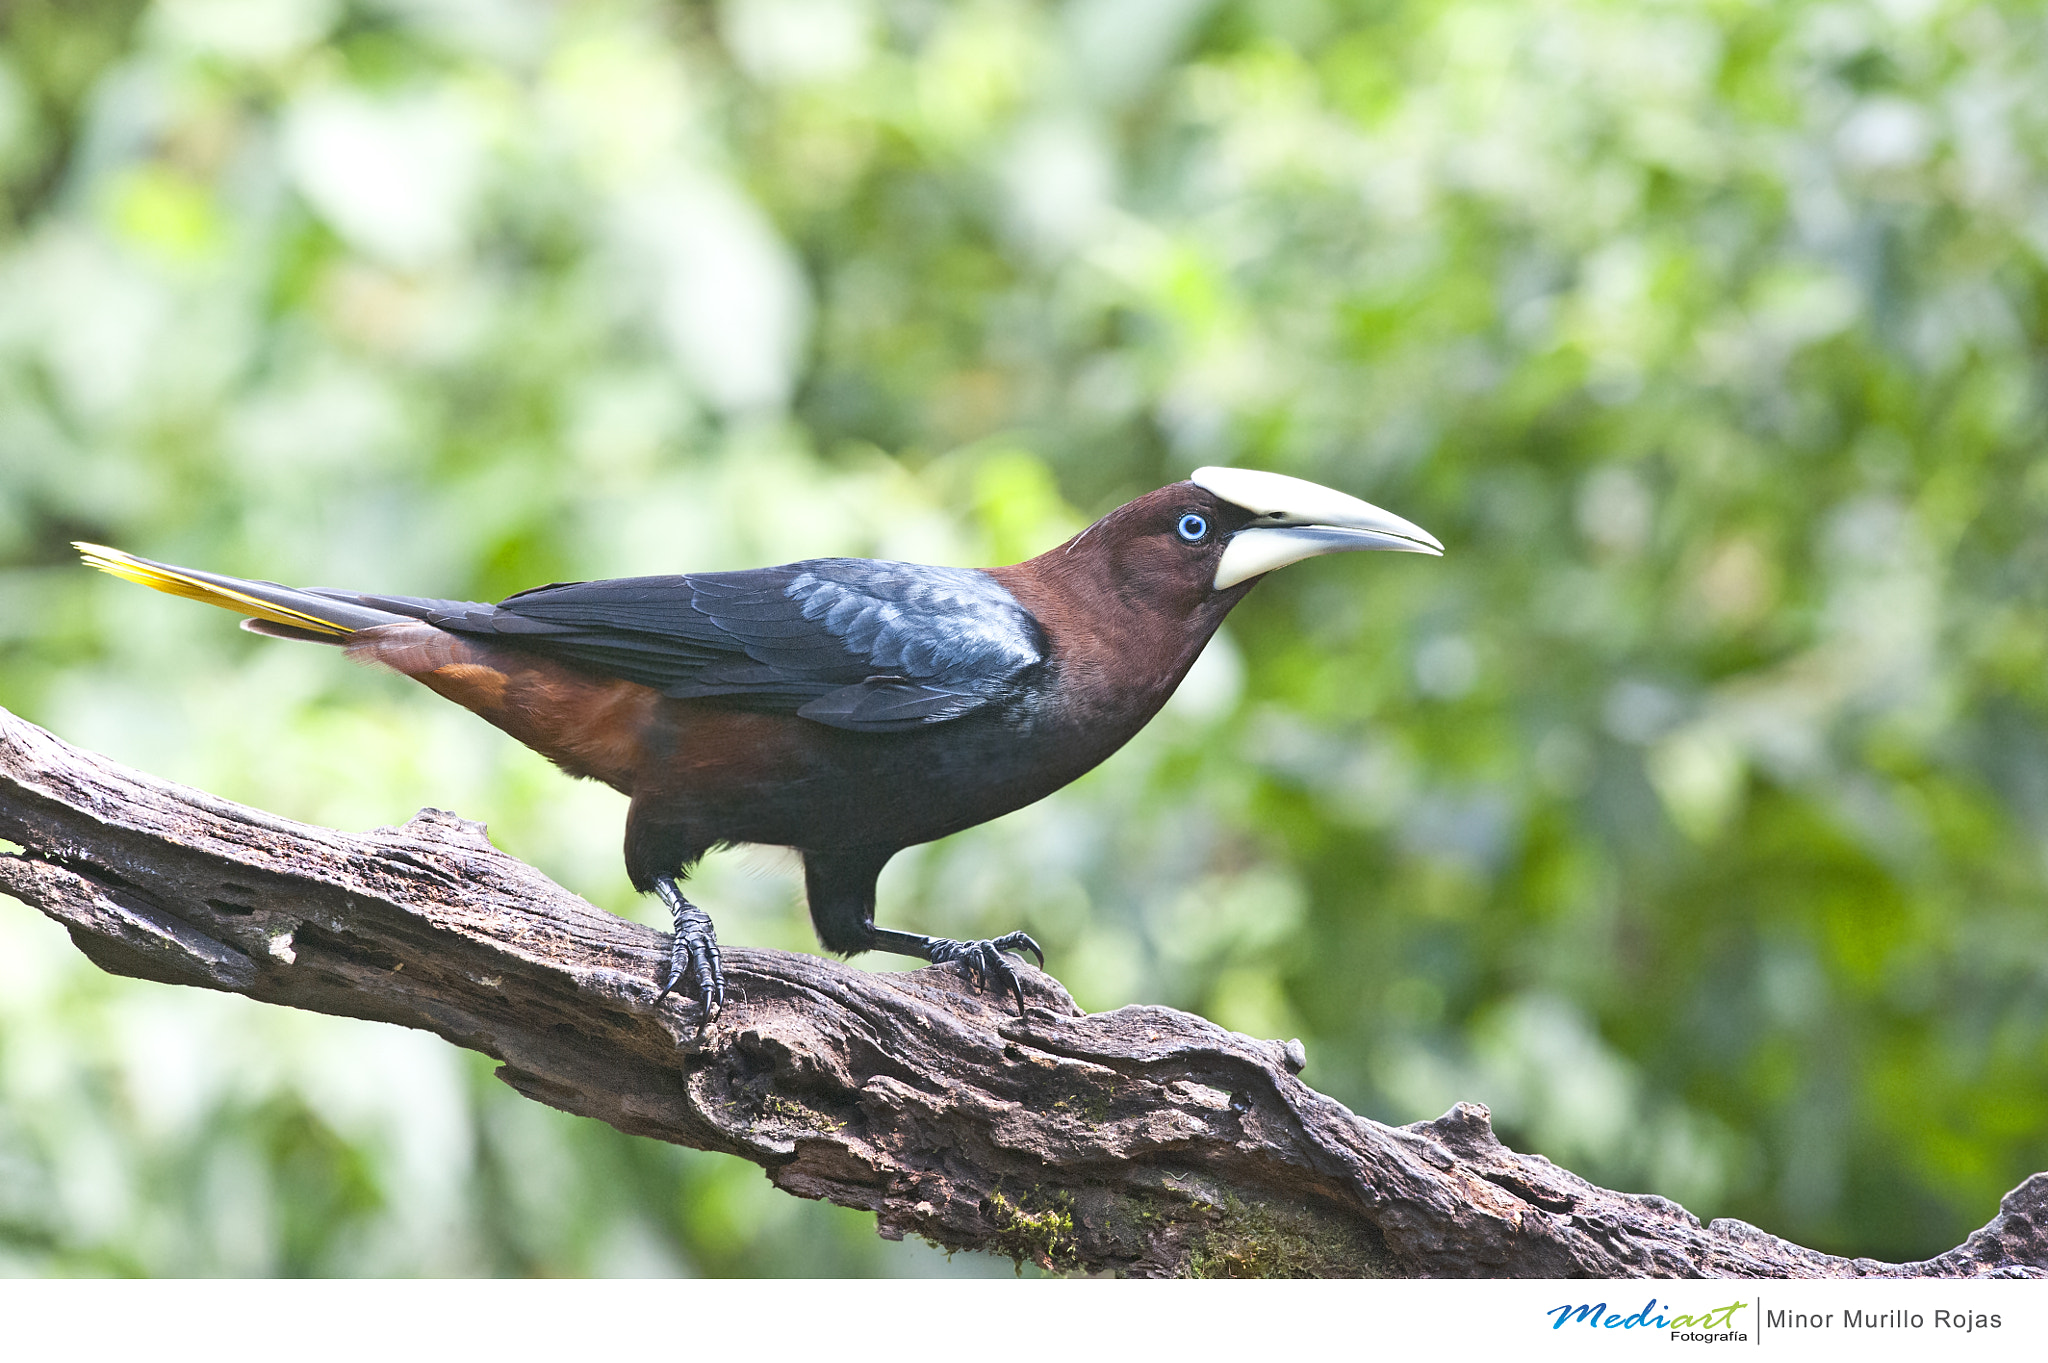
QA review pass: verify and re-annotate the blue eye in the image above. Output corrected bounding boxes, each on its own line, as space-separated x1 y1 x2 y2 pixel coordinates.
1176 513 1210 543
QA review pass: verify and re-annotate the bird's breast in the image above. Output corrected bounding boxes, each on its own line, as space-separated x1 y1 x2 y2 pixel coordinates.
628 682 1130 853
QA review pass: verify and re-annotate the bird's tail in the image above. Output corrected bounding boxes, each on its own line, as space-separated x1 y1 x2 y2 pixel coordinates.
74 543 412 640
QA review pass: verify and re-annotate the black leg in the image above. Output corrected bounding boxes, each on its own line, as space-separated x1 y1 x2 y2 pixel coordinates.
871 927 1044 1016
654 877 724 1025
802 848 1045 1016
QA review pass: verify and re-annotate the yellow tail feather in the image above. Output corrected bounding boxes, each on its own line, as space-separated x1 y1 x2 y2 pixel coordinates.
74 543 357 638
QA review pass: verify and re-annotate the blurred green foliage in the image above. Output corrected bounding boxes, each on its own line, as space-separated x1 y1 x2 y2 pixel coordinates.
3 0 2048 1274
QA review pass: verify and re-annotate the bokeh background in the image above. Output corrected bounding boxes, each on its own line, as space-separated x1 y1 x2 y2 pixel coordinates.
3 0 2047 1275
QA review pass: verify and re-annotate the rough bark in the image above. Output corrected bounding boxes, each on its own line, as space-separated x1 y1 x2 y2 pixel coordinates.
0 705 2040 1278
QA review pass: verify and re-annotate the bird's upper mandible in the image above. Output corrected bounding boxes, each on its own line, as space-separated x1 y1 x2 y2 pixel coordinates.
1189 466 1443 588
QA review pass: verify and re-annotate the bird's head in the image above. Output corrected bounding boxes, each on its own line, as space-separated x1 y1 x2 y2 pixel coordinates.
1047 466 1441 619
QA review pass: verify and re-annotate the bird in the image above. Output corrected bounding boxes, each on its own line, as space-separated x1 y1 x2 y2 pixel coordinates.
76 466 1439 1022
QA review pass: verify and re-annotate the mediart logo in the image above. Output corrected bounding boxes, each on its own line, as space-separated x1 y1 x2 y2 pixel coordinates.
1546 1298 1750 1342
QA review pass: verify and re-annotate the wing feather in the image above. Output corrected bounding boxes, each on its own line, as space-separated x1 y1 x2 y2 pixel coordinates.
427 560 1046 731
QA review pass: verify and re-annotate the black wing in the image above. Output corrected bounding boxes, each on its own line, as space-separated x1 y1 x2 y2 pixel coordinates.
343 560 1047 733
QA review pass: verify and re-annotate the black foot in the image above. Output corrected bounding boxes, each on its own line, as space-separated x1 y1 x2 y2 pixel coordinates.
654 878 724 1026
922 931 1044 1016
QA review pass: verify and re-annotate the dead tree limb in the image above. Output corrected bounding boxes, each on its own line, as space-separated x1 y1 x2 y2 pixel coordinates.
0 705 2040 1277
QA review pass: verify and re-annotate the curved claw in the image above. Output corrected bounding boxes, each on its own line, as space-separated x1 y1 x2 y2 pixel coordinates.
926 932 1043 1016
654 883 725 1027
989 930 1045 969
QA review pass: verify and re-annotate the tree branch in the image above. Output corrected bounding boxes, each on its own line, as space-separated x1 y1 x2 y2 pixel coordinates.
0 706 2040 1277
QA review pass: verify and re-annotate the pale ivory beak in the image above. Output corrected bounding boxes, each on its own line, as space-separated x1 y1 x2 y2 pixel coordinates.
1193 466 1444 590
